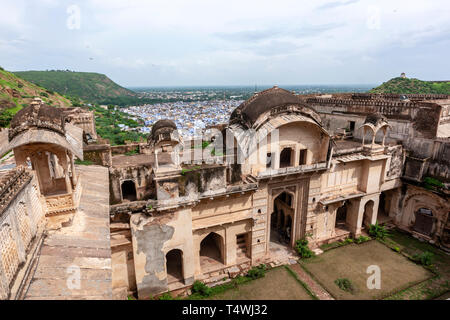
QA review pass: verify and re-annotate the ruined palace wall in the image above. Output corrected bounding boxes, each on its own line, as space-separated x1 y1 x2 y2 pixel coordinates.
309 99 442 141
0 169 45 300
131 208 195 298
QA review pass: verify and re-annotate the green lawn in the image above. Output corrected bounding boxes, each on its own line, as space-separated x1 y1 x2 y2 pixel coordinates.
209 267 314 300
300 240 433 300
381 230 450 300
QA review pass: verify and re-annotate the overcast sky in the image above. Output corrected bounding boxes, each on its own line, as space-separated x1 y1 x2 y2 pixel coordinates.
0 0 449 87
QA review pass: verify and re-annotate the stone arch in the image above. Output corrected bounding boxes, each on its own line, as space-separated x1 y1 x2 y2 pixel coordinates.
401 191 445 233
165 249 184 284
363 200 375 228
121 180 137 202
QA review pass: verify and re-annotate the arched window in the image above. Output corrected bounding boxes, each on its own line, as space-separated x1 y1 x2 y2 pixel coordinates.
280 148 293 168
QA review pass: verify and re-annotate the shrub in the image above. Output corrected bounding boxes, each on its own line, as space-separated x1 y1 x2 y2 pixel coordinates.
191 280 212 297
413 251 434 266
393 246 401 253
247 264 267 280
335 278 355 294
40 92 49 98
295 239 315 259
158 293 174 300
368 222 389 239
355 235 370 244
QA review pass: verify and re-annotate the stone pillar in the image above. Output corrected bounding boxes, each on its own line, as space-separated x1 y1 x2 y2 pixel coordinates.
225 228 236 266
347 198 363 237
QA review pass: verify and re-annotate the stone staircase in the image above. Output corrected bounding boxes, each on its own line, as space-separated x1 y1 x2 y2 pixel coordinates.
236 234 247 258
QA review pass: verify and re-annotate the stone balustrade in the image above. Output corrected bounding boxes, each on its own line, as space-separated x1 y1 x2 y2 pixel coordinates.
0 168 45 300
258 162 328 179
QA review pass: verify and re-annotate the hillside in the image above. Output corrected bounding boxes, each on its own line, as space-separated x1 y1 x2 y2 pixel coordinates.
14 70 138 104
0 66 72 127
370 77 450 94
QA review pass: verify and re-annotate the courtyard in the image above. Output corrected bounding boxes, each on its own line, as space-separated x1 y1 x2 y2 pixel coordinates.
299 239 434 300
209 267 314 300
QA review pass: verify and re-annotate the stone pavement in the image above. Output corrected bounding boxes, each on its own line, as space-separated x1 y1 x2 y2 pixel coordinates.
22 165 112 300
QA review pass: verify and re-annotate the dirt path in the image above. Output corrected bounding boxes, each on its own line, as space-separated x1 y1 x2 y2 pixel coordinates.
289 263 334 300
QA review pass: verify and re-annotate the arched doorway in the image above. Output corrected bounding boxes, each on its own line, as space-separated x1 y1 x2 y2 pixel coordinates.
271 192 294 247
363 200 374 228
121 180 137 202
166 249 183 284
200 232 224 272
280 148 293 168
336 202 348 229
413 208 434 236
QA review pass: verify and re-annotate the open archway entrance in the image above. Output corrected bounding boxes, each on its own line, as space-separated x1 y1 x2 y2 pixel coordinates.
270 192 294 248
121 180 137 202
200 232 224 272
166 249 183 284
363 200 374 228
335 202 348 229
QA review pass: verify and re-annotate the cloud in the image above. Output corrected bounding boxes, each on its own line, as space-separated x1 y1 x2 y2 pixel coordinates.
215 23 344 43
0 0 449 86
316 0 360 11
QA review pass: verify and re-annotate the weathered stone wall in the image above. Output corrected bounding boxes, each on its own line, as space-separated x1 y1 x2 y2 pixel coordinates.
109 165 155 205
396 184 449 246
308 98 443 142
111 143 141 155
131 208 195 298
83 144 112 166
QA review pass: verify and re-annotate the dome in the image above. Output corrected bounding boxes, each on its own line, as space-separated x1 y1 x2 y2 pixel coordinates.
364 113 388 127
9 100 65 141
230 86 317 128
150 120 177 138
148 119 179 146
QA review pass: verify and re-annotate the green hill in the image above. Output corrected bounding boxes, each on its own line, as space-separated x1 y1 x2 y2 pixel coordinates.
14 70 138 104
0 66 72 127
370 77 450 94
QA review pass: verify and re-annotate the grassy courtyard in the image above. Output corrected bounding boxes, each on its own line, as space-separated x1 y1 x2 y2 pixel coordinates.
299 239 434 300
209 266 314 300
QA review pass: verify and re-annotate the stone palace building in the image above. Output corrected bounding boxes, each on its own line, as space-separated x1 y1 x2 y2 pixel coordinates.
0 89 449 299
